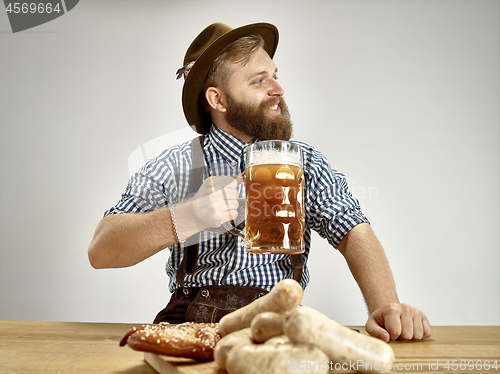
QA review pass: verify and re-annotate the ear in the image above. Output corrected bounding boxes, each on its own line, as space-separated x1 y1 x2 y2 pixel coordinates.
205 87 227 113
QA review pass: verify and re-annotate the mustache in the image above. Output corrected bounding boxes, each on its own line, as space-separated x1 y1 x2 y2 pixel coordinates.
261 96 282 108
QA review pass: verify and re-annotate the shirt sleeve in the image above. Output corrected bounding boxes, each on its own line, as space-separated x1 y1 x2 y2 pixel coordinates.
103 145 191 217
301 143 370 248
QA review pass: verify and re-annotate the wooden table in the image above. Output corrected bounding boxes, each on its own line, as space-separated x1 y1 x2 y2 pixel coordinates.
0 321 498 373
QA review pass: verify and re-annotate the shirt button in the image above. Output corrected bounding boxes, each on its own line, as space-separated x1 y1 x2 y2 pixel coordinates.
230 161 236 167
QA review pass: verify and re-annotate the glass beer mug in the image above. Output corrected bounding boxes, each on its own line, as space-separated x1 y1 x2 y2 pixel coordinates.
226 140 305 254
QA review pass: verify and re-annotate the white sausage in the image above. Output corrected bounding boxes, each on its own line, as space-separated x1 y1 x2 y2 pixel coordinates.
250 312 285 343
225 343 329 374
264 334 290 345
213 328 253 370
284 306 395 374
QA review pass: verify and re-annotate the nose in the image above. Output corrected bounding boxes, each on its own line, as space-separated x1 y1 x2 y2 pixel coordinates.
269 79 285 97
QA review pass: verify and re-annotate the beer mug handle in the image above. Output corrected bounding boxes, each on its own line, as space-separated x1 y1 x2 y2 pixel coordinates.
222 174 246 238
205 174 245 238
222 220 244 238
221 196 245 238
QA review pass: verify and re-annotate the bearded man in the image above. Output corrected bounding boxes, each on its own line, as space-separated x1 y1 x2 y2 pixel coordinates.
88 22 431 342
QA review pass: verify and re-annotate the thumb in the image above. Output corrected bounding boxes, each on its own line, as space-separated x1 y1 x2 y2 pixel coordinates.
365 316 390 343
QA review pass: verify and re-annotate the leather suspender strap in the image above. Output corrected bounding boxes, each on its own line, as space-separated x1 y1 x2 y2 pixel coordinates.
175 135 303 287
290 253 303 284
175 136 205 287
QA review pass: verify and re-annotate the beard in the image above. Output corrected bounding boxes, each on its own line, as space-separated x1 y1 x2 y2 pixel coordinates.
223 93 293 141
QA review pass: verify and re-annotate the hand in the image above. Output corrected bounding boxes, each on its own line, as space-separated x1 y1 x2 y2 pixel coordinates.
175 176 241 238
194 175 241 227
365 303 432 342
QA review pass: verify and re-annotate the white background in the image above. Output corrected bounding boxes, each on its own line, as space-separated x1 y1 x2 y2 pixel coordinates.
1 0 499 326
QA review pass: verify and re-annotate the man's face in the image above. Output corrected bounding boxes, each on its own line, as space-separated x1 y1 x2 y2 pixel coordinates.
222 48 292 141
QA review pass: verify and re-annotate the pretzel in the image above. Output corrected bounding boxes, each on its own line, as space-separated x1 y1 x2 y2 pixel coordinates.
119 322 220 360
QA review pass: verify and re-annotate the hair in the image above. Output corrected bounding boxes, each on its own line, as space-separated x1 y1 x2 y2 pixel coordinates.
203 34 265 97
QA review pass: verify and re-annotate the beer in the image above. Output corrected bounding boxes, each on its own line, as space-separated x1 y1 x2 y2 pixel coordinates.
223 140 305 254
244 160 305 254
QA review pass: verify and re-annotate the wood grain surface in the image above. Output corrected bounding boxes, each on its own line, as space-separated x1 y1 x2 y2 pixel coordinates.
0 321 499 373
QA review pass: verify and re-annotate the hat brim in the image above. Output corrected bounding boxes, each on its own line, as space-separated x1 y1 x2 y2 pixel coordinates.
182 23 279 134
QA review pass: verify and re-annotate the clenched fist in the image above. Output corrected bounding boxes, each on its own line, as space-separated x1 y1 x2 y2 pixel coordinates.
173 176 242 240
365 303 432 342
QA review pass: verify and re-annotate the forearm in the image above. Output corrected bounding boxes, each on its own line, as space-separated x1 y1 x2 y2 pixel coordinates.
88 176 240 269
338 223 399 314
88 209 177 269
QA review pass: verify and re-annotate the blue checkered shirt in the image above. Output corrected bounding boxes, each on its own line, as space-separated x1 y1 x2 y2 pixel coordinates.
104 125 369 292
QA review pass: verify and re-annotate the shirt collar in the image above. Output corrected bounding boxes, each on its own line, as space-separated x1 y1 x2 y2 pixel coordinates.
208 124 252 164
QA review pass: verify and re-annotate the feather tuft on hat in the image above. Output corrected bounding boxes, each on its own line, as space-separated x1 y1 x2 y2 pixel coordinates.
176 61 195 80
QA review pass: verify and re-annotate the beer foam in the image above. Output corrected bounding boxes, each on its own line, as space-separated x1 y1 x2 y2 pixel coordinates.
250 149 301 166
